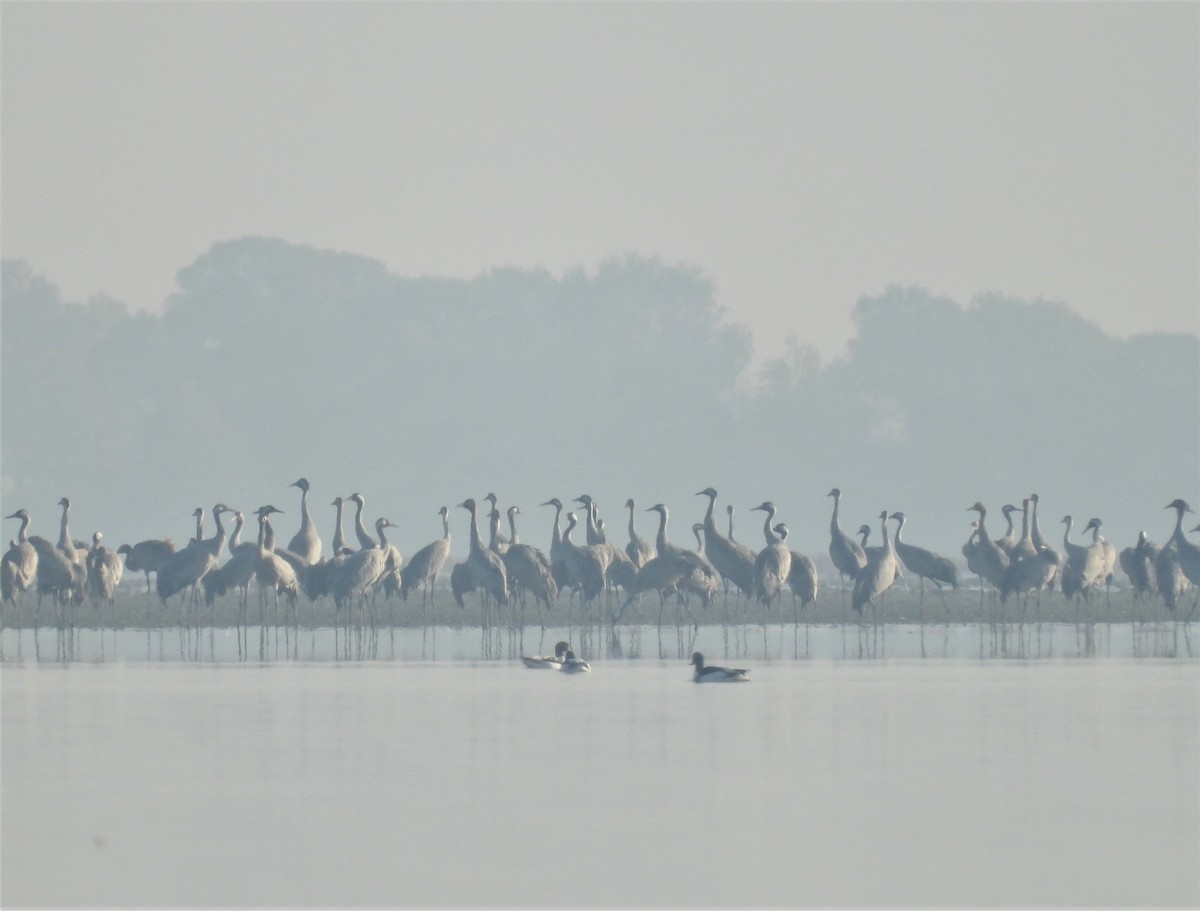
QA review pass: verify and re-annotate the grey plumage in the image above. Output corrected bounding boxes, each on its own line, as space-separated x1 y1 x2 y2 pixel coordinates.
85 531 124 608
851 511 899 615
157 504 230 604
116 538 176 593
287 478 322 565
695 488 755 597
400 507 452 604
750 501 791 607
459 498 508 605
500 507 558 610
773 522 818 608
1119 531 1158 599
827 488 867 589
2 510 38 605
966 502 1009 591
891 511 958 592
623 498 655 569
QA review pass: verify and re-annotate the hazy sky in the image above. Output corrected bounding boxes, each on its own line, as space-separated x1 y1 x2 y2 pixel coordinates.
3 2 1197 363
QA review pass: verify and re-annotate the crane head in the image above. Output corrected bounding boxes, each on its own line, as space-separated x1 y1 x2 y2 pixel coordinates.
695 487 718 499
540 498 562 510
1166 499 1193 514
5 509 29 521
457 499 476 512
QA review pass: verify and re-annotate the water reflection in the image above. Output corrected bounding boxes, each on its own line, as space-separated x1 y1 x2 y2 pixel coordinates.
2 616 1194 665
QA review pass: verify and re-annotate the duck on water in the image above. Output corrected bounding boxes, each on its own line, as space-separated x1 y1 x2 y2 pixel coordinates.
691 652 749 683
521 641 571 669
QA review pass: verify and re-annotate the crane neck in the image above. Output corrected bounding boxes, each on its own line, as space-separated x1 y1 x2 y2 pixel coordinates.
829 494 841 536
974 509 991 543
58 502 75 556
15 513 30 544
627 503 638 542
761 507 779 546
257 516 270 557
441 511 450 540
701 493 718 533
1030 500 1046 548
655 508 669 553
228 514 244 552
298 486 313 534
507 509 520 546
332 500 347 553
585 503 603 545
194 509 205 543
376 519 391 550
1171 504 1186 544
263 517 276 552
353 498 376 549
466 503 483 552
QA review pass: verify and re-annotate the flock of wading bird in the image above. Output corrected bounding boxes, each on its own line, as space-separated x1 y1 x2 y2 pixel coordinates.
3 481 1199 629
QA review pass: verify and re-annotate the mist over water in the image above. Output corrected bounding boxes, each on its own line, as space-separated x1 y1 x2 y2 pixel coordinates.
3 634 1198 908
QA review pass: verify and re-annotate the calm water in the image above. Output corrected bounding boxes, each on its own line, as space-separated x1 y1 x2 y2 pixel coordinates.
3 636 1197 909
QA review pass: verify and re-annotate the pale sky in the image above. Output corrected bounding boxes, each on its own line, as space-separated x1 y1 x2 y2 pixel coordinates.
3 2 1197 364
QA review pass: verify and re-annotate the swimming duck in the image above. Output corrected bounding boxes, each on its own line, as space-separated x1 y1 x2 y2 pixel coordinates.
691 652 749 683
521 640 571 670
561 649 591 673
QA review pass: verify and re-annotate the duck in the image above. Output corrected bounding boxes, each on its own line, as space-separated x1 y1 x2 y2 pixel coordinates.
691 652 749 683
521 641 571 670
561 650 591 674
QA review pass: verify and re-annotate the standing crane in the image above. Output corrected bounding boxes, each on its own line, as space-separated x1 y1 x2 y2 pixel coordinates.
287 478 322 564
750 501 791 609
3 510 38 607
827 488 867 595
852 511 900 615
772 523 818 610
500 506 558 624
157 504 230 608
1028 494 1062 591
891 511 958 607
966 502 1009 601
623 499 655 569
85 532 124 611
695 488 755 599
400 507 452 612
458 498 509 606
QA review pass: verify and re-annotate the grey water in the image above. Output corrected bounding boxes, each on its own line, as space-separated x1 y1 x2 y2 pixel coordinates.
2 618 1197 664
2 628 1198 907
